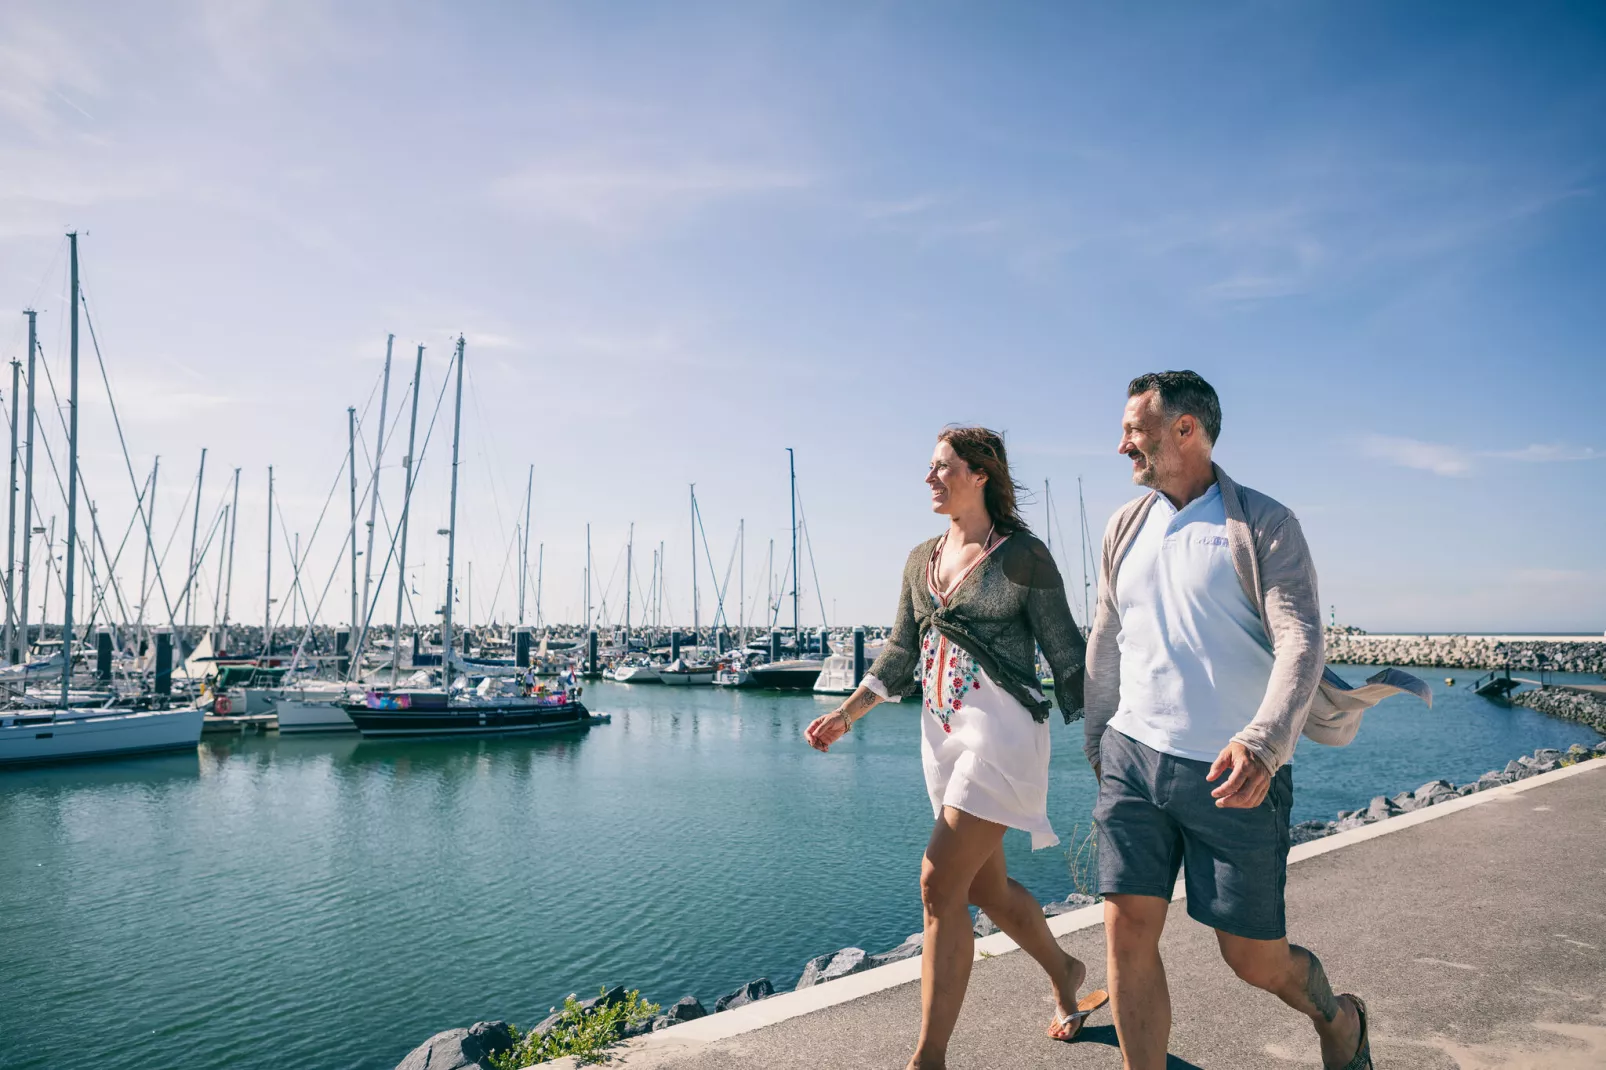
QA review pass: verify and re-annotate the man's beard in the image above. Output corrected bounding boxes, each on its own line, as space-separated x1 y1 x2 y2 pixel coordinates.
1131 445 1164 488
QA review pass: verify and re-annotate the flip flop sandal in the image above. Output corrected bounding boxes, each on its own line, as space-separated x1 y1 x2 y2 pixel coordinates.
1332 994 1372 1070
1046 989 1109 1042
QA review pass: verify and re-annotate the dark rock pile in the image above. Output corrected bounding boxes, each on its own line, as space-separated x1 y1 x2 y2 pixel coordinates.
1289 740 1606 846
1512 687 1606 733
1322 630 1606 673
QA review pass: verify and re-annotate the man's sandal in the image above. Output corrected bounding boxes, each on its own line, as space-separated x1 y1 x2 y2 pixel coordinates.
1331 995 1372 1070
1046 989 1109 1042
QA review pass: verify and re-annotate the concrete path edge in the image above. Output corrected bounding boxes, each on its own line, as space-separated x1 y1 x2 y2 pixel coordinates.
542 757 1605 1068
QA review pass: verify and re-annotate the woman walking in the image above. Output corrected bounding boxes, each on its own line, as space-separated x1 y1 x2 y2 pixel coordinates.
805 426 1105 1069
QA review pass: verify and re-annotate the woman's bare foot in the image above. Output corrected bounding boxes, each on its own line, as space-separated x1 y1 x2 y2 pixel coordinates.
1052 950 1086 1019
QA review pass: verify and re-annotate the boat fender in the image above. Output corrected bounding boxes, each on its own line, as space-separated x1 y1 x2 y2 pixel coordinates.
215 694 233 715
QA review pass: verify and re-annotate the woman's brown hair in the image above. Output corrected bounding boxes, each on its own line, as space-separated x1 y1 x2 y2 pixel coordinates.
937 425 1031 534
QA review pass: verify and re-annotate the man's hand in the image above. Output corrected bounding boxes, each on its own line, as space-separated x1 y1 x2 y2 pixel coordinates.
1207 741 1271 809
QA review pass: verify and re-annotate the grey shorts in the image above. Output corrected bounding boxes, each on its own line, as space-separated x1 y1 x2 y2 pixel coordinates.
1094 727 1293 941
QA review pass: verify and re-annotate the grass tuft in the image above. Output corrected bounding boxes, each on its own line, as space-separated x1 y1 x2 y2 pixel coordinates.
488 988 660 1068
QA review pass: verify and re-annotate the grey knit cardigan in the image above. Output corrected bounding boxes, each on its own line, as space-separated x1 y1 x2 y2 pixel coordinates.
865 532 1086 723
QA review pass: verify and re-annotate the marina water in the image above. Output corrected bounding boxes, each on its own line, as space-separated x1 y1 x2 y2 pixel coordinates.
2 667 1600 1070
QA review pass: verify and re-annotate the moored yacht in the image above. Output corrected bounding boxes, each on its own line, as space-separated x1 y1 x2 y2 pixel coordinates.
0 705 204 766
657 658 715 686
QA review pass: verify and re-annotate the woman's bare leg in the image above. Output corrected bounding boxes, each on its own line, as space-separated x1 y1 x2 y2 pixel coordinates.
966 845 1087 1019
909 806 1006 1070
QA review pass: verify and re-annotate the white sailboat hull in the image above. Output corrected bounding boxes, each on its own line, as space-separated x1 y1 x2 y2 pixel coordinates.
275 698 356 733
657 669 715 686
0 706 204 766
609 665 663 683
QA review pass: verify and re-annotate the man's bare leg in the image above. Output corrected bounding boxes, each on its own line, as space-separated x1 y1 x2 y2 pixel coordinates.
1215 932 1364 1067
1104 893 1172 1070
966 845 1087 1021
908 807 1006 1070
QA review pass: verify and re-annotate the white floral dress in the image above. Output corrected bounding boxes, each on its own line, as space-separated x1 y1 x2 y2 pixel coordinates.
916 532 1058 850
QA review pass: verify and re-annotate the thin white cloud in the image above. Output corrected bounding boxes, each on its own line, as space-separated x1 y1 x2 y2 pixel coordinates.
1485 443 1601 463
1358 435 1603 477
489 154 812 236
1358 434 1473 477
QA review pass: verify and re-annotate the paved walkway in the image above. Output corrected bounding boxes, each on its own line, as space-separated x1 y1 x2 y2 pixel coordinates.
579 762 1606 1069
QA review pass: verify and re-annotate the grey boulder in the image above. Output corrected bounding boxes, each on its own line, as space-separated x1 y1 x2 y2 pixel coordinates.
664 996 707 1023
1412 779 1457 807
1534 748 1562 764
714 978 774 1012
394 1021 515 1070
1043 893 1099 917
972 911 999 937
795 947 869 990
867 932 923 967
530 985 628 1036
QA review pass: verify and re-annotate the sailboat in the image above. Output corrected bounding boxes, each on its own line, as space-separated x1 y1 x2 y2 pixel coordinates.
746 448 825 690
343 338 591 739
0 234 203 766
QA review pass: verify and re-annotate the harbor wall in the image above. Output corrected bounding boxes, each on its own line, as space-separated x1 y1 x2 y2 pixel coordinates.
1323 628 1606 674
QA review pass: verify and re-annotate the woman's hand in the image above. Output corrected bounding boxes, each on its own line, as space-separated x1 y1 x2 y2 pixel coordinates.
805 709 852 752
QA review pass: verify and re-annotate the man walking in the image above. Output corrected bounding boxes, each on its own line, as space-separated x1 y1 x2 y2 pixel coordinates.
1084 370 1420 1070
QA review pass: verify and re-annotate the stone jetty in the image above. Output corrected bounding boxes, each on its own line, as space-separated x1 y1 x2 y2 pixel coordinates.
1322 626 1606 673
1512 684 1606 733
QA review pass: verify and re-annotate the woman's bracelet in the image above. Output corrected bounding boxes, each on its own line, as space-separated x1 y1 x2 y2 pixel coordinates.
836 707 854 732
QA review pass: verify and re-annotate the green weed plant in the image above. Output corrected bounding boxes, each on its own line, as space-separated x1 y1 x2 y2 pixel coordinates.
488 988 660 1068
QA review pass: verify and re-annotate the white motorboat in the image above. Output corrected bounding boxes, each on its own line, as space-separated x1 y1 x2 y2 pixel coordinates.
0 706 204 766
608 662 663 684
813 640 884 695
657 658 715 686
712 665 750 687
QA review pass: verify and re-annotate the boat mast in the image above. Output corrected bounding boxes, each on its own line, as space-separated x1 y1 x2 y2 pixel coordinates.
183 448 207 631
222 467 240 649
359 335 393 639
59 233 82 708
137 458 158 630
689 485 698 652
439 336 465 677
212 504 229 635
390 343 424 686
346 406 358 634
788 448 798 655
264 465 274 655
1044 479 1051 554
519 464 532 626
535 543 543 630
1077 476 1092 625
5 357 18 663
624 522 633 649
17 311 37 665
584 523 592 632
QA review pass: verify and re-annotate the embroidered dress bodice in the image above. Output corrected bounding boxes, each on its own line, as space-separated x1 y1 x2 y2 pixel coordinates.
907 529 1059 850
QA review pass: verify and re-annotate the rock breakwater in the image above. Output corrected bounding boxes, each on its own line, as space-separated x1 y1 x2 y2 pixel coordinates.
1290 738 1606 846
1512 686 1606 733
1322 629 1606 673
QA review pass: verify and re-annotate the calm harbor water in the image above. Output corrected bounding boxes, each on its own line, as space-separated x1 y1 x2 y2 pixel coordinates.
1 667 1600 1070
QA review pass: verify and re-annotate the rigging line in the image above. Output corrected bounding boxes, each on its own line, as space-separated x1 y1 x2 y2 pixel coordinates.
270 432 357 666
793 485 830 629
353 344 454 654
595 539 627 628
271 496 320 633
692 496 731 632
77 284 182 629
344 344 457 662
159 505 229 638
20 348 115 615
484 525 520 628
285 508 358 673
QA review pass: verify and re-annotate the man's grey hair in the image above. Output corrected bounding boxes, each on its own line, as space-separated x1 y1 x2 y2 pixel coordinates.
1127 370 1221 445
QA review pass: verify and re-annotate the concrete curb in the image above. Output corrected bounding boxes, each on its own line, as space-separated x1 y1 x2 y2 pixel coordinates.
542 756 1606 1068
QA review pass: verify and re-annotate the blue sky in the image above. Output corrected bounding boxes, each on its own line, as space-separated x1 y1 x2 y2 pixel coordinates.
0 1 1602 636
